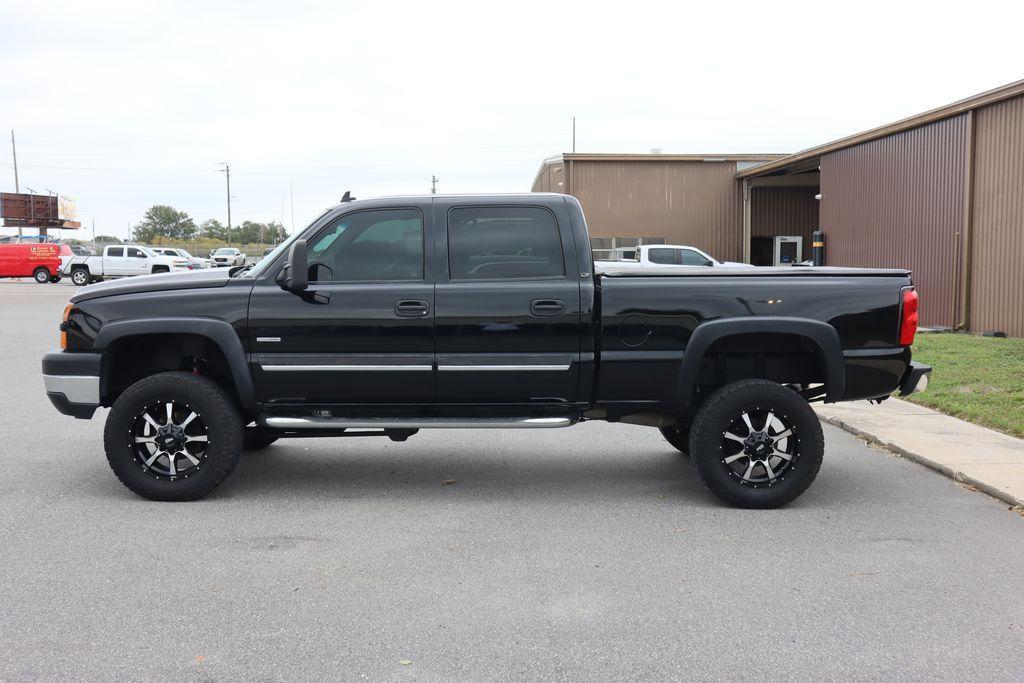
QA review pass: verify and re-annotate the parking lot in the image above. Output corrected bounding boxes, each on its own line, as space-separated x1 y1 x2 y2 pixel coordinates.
2 281 1023 680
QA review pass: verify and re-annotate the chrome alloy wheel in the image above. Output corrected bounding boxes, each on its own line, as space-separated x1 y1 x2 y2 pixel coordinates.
129 400 209 480
720 407 798 488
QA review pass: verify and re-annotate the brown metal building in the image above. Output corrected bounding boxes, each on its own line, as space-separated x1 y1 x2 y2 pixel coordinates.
532 154 785 262
534 79 1024 336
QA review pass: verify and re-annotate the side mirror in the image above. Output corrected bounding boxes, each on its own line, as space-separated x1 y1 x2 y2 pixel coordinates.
277 239 309 292
704 259 714 267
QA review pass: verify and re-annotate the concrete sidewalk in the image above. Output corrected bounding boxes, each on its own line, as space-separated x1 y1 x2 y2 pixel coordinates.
815 398 1024 508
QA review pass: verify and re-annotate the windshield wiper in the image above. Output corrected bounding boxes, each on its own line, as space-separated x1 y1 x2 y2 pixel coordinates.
231 262 256 277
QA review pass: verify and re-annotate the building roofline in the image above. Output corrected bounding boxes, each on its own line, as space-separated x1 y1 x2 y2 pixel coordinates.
532 152 789 189
737 77 1024 179
556 152 788 162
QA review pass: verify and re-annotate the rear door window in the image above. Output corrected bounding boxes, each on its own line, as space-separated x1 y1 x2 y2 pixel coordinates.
648 248 679 265
107 247 124 257
447 206 564 279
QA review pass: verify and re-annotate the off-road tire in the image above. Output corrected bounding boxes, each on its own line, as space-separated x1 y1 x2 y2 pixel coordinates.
103 371 243 501
243 428 278 450
33 267 50 284
689 379 824 509
71 267 90 286
659 424 690 456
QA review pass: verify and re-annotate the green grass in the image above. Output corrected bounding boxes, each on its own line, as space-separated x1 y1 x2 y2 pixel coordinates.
904 333 1024 438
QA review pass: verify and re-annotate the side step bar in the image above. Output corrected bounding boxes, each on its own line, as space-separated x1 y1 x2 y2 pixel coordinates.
258 416 577 430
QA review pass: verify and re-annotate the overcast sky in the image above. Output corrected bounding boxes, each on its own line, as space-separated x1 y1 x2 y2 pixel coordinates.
2 0 1023 240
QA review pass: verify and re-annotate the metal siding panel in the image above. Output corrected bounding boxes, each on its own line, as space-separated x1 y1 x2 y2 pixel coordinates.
820 115 967 328
971 95 1024 337
750 187 820 247
568 160 744 261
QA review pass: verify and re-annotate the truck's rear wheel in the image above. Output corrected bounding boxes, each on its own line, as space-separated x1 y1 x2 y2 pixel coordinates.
103 371 243 501
33 267 50 284
71 267 90 286
689 379 823 509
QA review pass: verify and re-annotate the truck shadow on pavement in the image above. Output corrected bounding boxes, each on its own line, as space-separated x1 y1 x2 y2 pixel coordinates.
212 442 722 505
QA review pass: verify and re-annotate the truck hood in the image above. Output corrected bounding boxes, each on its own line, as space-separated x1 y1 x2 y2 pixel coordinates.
70 267 234 303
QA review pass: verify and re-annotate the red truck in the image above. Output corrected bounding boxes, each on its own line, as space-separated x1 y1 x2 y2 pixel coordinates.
0 243 65 283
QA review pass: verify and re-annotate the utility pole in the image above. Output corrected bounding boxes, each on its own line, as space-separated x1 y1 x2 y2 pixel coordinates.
431 175 438 194
219 163 232 243
572 116 576 153
92 218 95 243
289 180 295 233
11 130 21 237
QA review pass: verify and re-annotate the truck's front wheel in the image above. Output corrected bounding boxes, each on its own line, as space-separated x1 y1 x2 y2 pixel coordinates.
689 379 823 509
103 372 243 501
659 424 690 456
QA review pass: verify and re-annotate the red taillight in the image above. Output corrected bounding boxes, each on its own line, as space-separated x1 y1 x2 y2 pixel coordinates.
899 288 919 346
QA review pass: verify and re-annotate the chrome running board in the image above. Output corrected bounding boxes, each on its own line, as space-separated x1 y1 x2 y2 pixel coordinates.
258 416 577 430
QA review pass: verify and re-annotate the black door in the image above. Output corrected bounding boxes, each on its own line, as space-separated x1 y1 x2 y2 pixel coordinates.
248 205 434 406
433 201 583 407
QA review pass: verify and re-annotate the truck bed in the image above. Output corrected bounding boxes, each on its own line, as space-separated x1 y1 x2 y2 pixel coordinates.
597 265 911 277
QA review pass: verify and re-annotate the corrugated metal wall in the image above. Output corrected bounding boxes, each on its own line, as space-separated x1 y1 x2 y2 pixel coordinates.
567 160 745 261
751 186 820 242
970 96 1024 337
820 115 968 328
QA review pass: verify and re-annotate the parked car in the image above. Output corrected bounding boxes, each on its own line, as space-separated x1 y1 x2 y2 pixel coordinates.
42 193 929 507
63 245 190 286
70 245 97 256
596 244 754 270
151 247 211 270
211 247 245 267
0 242 64 283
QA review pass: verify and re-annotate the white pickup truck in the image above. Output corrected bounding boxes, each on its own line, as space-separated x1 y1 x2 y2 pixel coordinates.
595 244 754 270
63 245 191 286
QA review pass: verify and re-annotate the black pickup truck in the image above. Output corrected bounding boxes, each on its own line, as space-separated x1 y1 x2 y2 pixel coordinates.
42 193 930 507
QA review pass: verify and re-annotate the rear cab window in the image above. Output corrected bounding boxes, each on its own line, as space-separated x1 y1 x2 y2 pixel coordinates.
447 206 564 280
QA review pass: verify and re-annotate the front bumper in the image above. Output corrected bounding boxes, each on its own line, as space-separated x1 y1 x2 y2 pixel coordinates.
42 351 102 419
898 361 932 396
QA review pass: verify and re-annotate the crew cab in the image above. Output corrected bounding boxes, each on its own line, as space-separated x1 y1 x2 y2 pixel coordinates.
63 245 190 286
595 244 753 269
41 193 930 508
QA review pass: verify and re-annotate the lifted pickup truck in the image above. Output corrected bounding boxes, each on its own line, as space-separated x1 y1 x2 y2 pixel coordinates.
42 193 930 507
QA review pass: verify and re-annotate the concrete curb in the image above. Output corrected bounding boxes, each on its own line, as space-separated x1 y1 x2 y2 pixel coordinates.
819 413 1024 509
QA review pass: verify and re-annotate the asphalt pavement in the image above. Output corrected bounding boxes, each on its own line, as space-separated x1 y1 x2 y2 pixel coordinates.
1 282 1023 680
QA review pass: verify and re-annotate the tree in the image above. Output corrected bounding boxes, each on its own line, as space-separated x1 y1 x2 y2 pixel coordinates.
93 235 122 244
236 220 288 245
199 218 226 241
133 205 196 242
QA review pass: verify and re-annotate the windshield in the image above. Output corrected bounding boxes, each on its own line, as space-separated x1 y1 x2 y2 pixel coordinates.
245 208 333 279
140 246 158 257
214 248 236 255
178 249 192 258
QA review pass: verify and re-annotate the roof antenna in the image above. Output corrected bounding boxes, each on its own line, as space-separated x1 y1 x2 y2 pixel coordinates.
340 190 356 202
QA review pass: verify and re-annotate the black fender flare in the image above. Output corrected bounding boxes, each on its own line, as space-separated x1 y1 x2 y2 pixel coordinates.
93 317 256 415
677 317 845 409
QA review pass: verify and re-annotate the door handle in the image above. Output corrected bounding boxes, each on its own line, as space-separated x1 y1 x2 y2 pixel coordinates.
530 299 565 316
395 300 430 317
